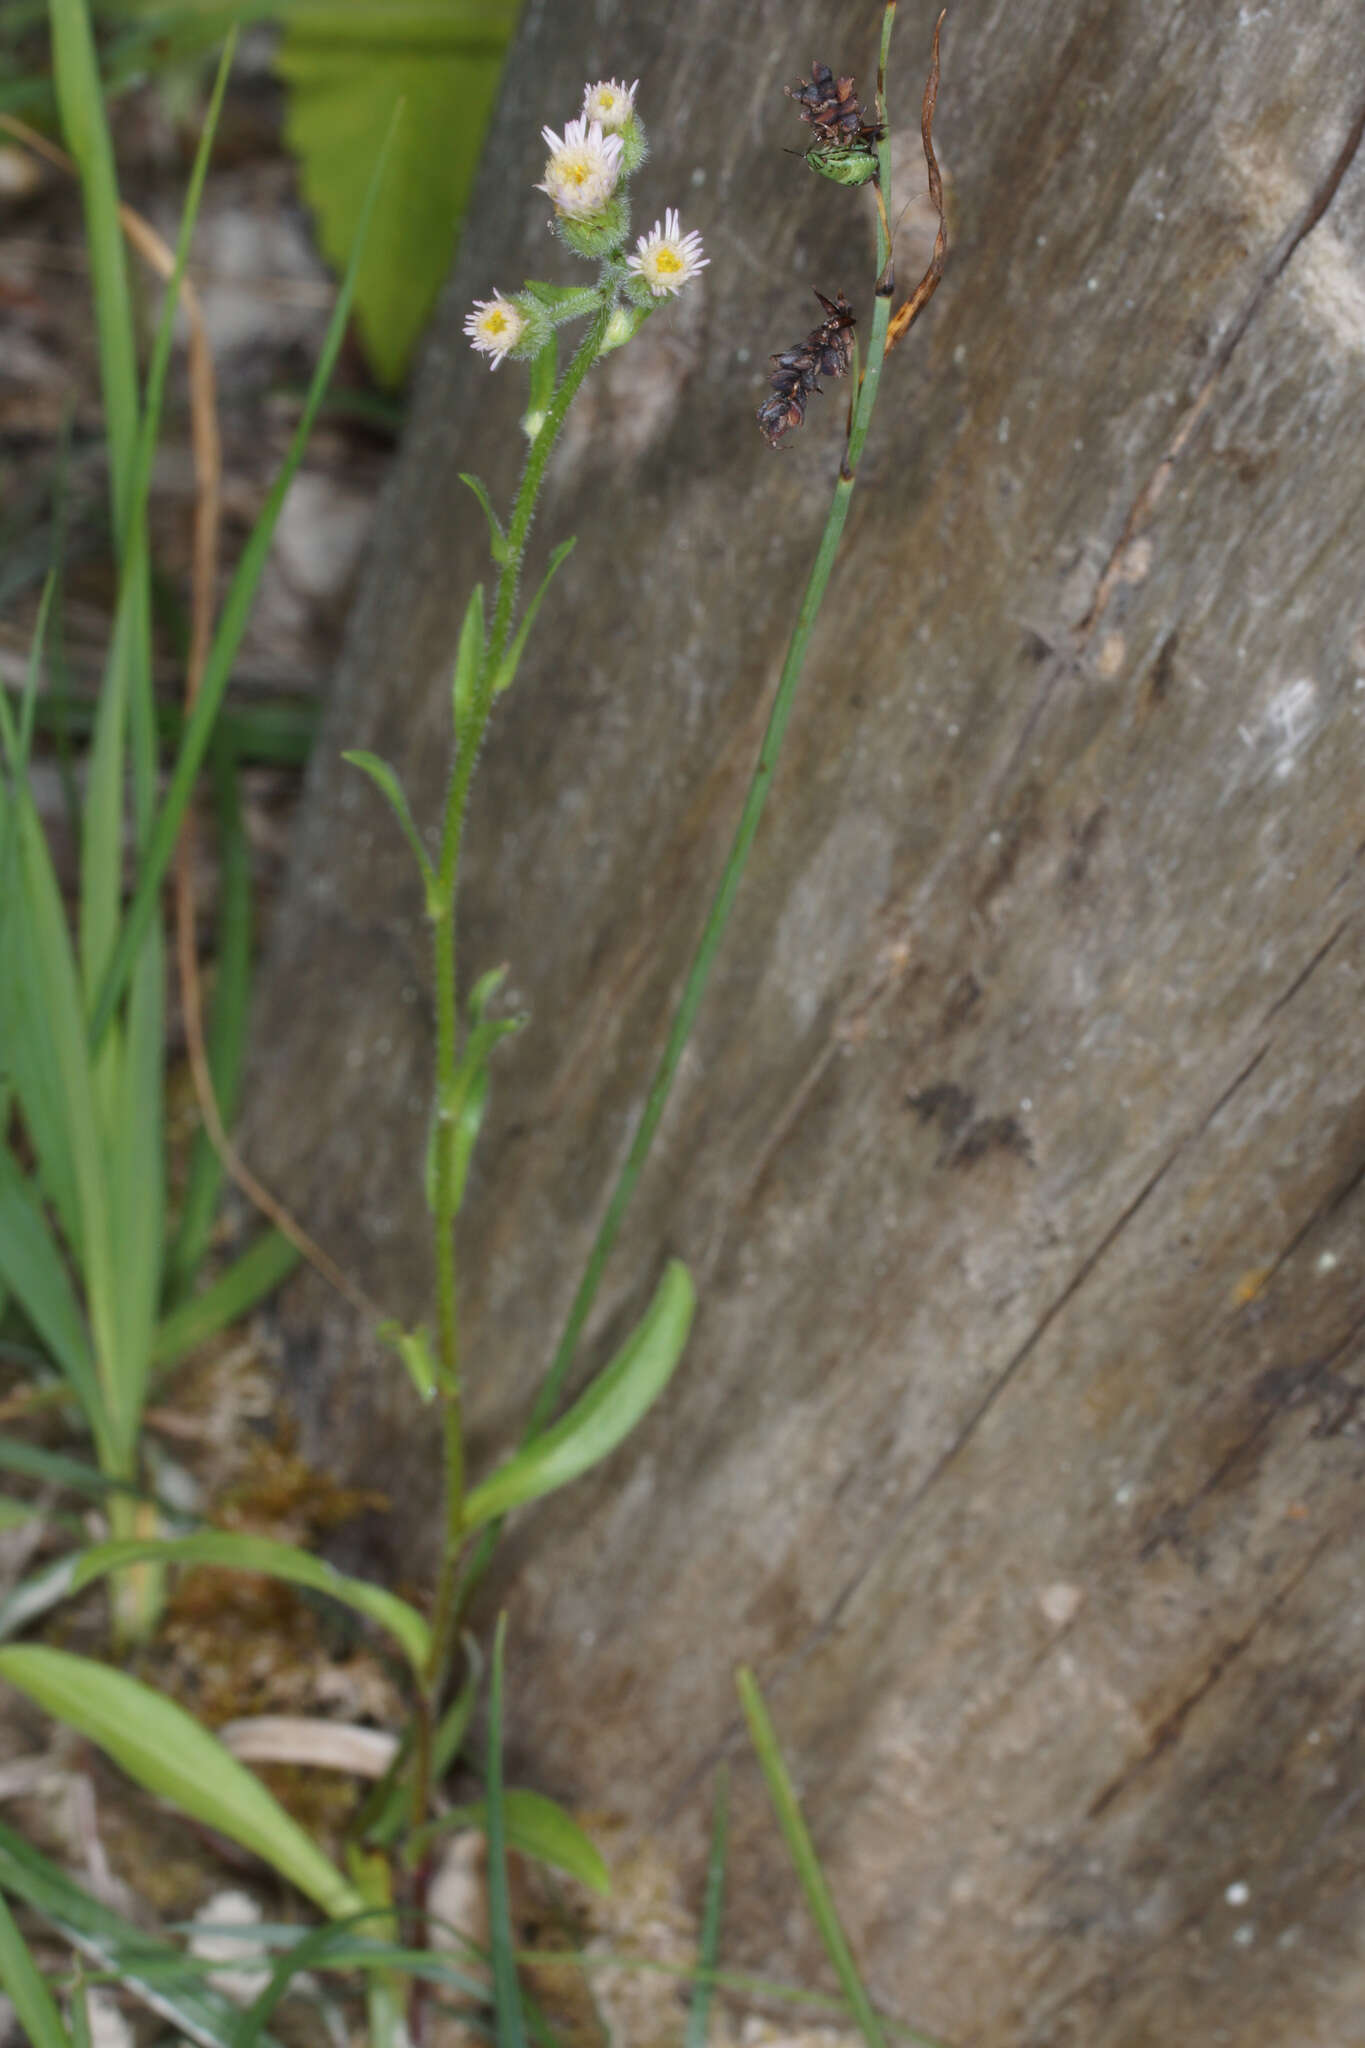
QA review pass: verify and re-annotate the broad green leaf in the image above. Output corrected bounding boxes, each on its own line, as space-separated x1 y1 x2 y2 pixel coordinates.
448 1790 610 1897
493 538 575 697
486 1615 527 2048
0 1648 363 1920
459 473 509 565
0 1816 285 2048
736 1669 887 2048
276 4 518 386
462 1261 695 1531
0 1147 98 1417
451 581 486 742
342 750 434 896
153 1230 300 1370
69 1533 430 1673
0 1890 72 2048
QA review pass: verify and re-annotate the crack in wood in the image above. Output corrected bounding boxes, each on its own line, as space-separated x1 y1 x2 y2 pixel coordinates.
663 1041 1281 1826
1086 1534 1334 1822
1077 82 1365 643
1261 917 1351 1027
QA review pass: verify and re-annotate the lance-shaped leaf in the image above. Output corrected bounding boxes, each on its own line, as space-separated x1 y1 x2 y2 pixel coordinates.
459 472 509 565
341 750 435 901
462 1260 695 1530
414 1789 610 1897
0 1648 363 1920
492 539 575 698
451 581 486 743
68 1532 430 1674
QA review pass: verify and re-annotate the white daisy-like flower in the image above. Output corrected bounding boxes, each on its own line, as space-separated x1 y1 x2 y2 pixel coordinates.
581 77 639 131
626 208 709 297
463 292 525 368
536 116 624 219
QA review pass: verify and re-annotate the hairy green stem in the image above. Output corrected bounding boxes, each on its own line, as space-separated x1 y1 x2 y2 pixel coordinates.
446 3 906 1633
419 298 617 1771
528 15 900 1438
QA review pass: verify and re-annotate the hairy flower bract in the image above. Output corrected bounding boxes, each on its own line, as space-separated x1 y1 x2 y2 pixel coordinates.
537 116 624 219
626 209 709 297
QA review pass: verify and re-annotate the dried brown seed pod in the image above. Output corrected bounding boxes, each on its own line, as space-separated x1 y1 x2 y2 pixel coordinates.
756 290 856 448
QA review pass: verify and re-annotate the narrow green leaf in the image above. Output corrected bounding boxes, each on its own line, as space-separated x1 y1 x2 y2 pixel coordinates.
68 1979 93 2048
0 1648 364 1919
486 1615 527 2048
492 539 575 697
165 741 253 1301
90 106 403 1050
736 1669 888 2048
462 1261 694 1532
0 1147 98 1416
525 333 557 433
0 1817 285 2048
0 1889 73 2048
377 1320 437 1403
1 773 117 1459
451 581 486 743
152 1230 300 1371
48 0 138 533
686 1767 729 2048
0 1436 132 1503
0 1554 81 1649
459 473 509 565
68 1534 430 1673
446 1790 610 1898
342 750 434 895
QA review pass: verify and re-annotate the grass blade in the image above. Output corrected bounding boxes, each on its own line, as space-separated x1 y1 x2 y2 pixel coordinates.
736 1668 887 2048
0 1889 73 2048
47 0 137 534
0 1818 283 2048
0 1146 98 1416
90 104 403 1050
153 1229 299 1370
165 742 254 1302
685 1766 729 2048
486 1614 527 2048
68 1531 431 1673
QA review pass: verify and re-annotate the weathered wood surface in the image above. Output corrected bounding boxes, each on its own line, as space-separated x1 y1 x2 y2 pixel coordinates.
246 0 1365 2038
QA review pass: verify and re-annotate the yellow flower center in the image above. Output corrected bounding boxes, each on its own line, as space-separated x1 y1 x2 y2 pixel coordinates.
486 309 510 335
565 158 589 186
654 247 684 277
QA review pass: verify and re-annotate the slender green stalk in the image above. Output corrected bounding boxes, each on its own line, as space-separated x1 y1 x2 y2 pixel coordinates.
420 298 618 1782
527 10 900 1441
